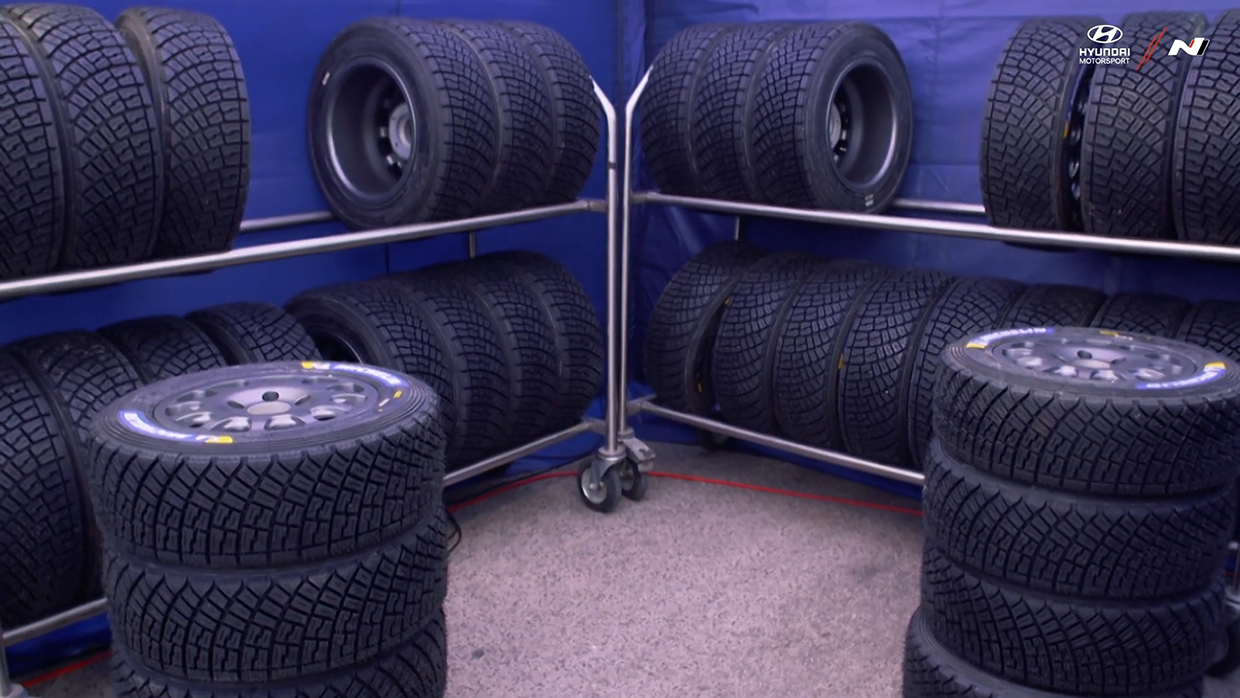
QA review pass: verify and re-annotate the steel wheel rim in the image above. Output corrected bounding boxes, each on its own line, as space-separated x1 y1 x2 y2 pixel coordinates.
991 334 1195 384
825 59 898 190
581 469 608 504
324 60 418 199
153 372 380 435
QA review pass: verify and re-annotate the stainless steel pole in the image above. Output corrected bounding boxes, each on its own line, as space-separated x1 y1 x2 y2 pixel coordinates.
593 80 623 456
617 69 651 443
444 420 595 487
237 210 335 233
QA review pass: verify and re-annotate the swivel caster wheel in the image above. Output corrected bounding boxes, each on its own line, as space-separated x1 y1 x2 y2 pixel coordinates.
578 460 622 513
620 460 648 501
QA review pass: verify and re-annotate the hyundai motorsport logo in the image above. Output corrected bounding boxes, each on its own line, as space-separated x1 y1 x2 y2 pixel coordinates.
1080 24 1209 67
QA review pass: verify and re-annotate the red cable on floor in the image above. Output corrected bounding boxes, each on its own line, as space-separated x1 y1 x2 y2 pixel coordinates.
448 469 922 517
22 649 112 687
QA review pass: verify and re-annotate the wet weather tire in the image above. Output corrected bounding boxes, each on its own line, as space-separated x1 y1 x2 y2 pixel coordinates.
1090 293 1192 338
999 283 1105 328
187 302 321 364
99 315 228 383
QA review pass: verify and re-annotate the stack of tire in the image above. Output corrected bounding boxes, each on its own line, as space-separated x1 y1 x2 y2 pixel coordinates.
639 21 913 213
905 326 1240 698
0 4 250 280
88 361 449 697
0 302 320 628
288 251 604 470
308 17 600 231
981 10 1240 244
643 242 1240 474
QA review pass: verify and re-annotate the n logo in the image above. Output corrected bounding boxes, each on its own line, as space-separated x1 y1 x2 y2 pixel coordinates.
1169 38 1210 56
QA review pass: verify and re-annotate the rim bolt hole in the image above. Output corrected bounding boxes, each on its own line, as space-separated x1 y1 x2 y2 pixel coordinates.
262 391 280 402
227 399 244 410
1077 350 1092 360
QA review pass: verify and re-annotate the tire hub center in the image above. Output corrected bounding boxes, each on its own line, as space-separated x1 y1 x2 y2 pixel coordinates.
153 374 379 434
385 101 415 163
994 336 1192 383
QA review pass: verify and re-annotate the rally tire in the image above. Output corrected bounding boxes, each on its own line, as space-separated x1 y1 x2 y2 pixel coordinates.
643 241 767 416
1178 300 1240 363
2 3 163 269
1081 11 1207 239
116 7 250 258
1000 283 1105 328
1090 293 1192 338
99 315 228 383
87 361 445 568
923 440 1234 600
980 17 1100 231
187 302 321 364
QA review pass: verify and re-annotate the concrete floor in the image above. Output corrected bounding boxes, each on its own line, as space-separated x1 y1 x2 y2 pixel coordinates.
18 442 1240 697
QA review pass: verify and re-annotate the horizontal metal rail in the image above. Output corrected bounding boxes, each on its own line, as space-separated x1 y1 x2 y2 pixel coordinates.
237 210 335 233
2 417 600 651
0 200 605 301
635 192 1240 264
891 199 986 216
636 400 925 487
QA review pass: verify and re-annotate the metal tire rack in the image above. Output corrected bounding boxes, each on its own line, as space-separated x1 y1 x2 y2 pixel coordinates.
0 83 626 698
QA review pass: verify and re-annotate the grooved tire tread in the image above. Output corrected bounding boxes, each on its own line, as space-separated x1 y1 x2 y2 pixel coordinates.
116 7 249 258
286 282 460 454
772 263 885 448
691 22 795 201
187 302 320 365
105 510 448 684
1178 300 1240 363
388 274 510 466
712 252 825 433
493 21 599 204
440 21 553 214
87 360 445 570
902 609 1203 698
639 24 735 195
0 349 84 626
1174 11 1240 244
905 277 1023 470
980 17 1098 230
921 545 1225 696
1000 283 1105 328
1090 292 1192 338
643 241 767 415
113 608 447 698
836 268 955 465
99 316 227 383
923 441 1233 600
475 251 603 429
1082 12 1206 239
0 16 64 278
2 3 162 269
934 330 1240 496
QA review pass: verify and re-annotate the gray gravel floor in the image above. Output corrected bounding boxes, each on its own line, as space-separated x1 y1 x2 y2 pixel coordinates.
17 442 1240 697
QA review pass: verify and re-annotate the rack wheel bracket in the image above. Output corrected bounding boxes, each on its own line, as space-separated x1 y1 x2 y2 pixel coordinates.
620 429 655 473
579 450 624 512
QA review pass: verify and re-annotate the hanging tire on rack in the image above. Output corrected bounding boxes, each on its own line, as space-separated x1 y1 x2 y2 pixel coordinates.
980 17 1100 231
639 23 736 196
934 326 1240 496
2 3 163 269
749 22 913 212
116 7 250 259
772 261 886 449
999 283 1105 328
187 301 321 364
0 16 65 279
474 251 603 432
1174 10 1240 245
493 21 600 204
1089 292 1192 338
643 241 767 417
308 17 498 229
835 268 956 466
99 315 228 383
711 251 824 434
0 349 88 627
1081 11 1207 239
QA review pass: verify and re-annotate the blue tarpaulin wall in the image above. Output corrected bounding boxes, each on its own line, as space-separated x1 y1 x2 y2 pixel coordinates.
622 0 1240 485
5 0 617 677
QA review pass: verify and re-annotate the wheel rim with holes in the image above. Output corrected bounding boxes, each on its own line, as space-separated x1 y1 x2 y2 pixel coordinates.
990 334 1195 384
324 60 418 199
580 470 608 504
825 59 898 190
154 372 380 435
1059 65 1093 228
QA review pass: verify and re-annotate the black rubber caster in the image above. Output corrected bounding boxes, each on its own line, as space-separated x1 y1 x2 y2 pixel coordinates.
1208 617 1240 678
578 460 622 513
620 460 648 501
